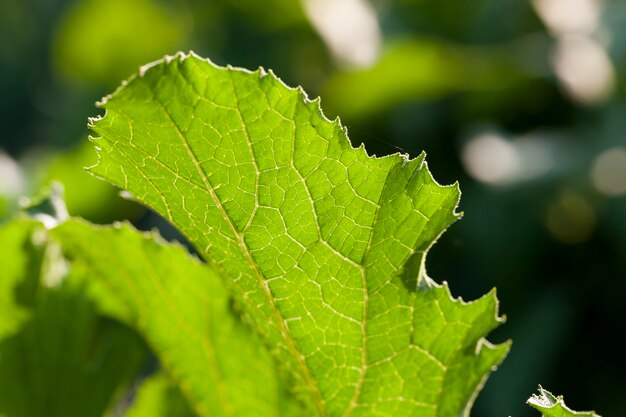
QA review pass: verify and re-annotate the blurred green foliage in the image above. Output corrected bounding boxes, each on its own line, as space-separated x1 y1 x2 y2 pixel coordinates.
1 0 625 416
0 221 147 417
53 0 190 86
322 38 536 119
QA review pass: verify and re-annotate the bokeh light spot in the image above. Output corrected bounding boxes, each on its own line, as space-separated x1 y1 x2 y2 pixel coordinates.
462 133 521 185
533 0 600 36
546 191 596 244
0 151 25 196
591 147 626 196
303 0 381 68
552 35 615 104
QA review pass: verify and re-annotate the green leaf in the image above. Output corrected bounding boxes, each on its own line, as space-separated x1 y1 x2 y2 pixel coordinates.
53 219 303 417
89 52 510 417
527 387 601 417
0 220 146 417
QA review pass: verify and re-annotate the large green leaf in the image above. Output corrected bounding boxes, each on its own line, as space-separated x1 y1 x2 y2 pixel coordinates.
0 220 146 417
528 387 601 417
53 219 302 417
89 52 510 417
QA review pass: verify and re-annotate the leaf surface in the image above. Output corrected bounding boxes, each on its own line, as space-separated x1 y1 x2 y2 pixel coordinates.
90 52 510 417
527 387 601 417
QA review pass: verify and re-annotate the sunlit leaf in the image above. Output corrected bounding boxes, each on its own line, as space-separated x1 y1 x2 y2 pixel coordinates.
89 52 510 416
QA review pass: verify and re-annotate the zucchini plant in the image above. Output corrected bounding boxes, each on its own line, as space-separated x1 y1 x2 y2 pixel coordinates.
0 52 600 417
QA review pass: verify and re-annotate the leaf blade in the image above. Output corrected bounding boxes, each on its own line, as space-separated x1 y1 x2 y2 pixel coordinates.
90 52 510 417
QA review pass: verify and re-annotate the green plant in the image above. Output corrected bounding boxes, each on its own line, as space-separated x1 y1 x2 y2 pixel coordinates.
0 52 600 417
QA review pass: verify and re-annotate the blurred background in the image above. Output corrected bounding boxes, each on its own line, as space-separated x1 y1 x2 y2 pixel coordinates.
1 0 625 415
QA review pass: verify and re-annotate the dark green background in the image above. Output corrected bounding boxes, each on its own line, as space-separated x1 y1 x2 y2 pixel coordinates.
1 0 624 415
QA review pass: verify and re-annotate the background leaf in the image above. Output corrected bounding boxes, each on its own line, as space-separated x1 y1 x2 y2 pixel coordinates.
53 219 303 417
0 220 147 417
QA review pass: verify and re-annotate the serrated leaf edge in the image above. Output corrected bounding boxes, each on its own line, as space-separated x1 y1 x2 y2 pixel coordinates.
527 386 601 417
